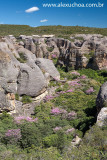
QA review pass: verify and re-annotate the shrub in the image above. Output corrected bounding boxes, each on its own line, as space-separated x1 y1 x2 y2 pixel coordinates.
15 93 19 101
47 47 54 52
16 52 27 63
43 134 58 147
78 69 106 84
14 116 38 124
20 123 42 148
5 129 21 144
21 95 32 104
85 87 94 94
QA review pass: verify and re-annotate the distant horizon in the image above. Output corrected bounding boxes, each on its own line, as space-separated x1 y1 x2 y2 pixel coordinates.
0 24 107 29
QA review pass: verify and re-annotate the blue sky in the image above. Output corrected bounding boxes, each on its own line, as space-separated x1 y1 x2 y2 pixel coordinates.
0 0 107 28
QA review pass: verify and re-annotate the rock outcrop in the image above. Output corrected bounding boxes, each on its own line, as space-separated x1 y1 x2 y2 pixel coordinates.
36 58 60 80
96 82 107 127
17 34 107 70
96 81 107 112
0 36 60 115
92 44 107 70
97 107 107 127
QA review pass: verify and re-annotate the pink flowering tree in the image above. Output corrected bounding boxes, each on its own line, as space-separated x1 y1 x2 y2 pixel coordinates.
5 129 21 144
51 107 68 119
51 108 61 115
68 79 81 87
79 75 87 79
66 89 74 93
85 87 94 94
66 128 75 134
53 127 62 133
71 71 80 76
14 116 38 124
67 111 77 120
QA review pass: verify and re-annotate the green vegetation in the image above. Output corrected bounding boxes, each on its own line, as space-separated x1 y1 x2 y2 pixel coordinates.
78 68 107 84
21 95 32 104
0 66 106 159
75 36 84 41
16 52 27 63
63 125 107 160
84 50 95 60
0 25 107 38
46 47 54 52
15 93 19 101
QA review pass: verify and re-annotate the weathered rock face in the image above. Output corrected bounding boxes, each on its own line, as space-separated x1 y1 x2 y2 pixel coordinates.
0 37 60 115
96 81 107 113
24 39 36 54
96 82 107 127
97 107 107 127
0 88 10 112
92 45 107 70
36 58 60 80
17 35 107 71
17 64 46 97
0 50 19 94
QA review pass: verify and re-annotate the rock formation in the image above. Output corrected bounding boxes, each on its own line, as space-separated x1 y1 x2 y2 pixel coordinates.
96 82 107 127
96 81 107 112
17 34 107 70
97 107 107 127
0 34 107 116
0 36 60 115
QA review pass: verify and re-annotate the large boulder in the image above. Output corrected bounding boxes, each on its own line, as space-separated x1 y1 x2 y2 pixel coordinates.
17 64 46 97
92 44 107 70
0 36 60 115
16 46 37 68
96 82 107 113
0 49 47 98
0 87 10 111
96 82 107 127
0 50 19 93
36 58 60 80
97 107 107 127
36 44 48 58
24 39 36 54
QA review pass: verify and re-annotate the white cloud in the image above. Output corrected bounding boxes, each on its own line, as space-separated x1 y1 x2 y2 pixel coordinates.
25 7 39 13
40 19 48 23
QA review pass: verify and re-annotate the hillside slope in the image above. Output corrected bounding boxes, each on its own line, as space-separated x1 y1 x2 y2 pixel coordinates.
0 25 107 38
